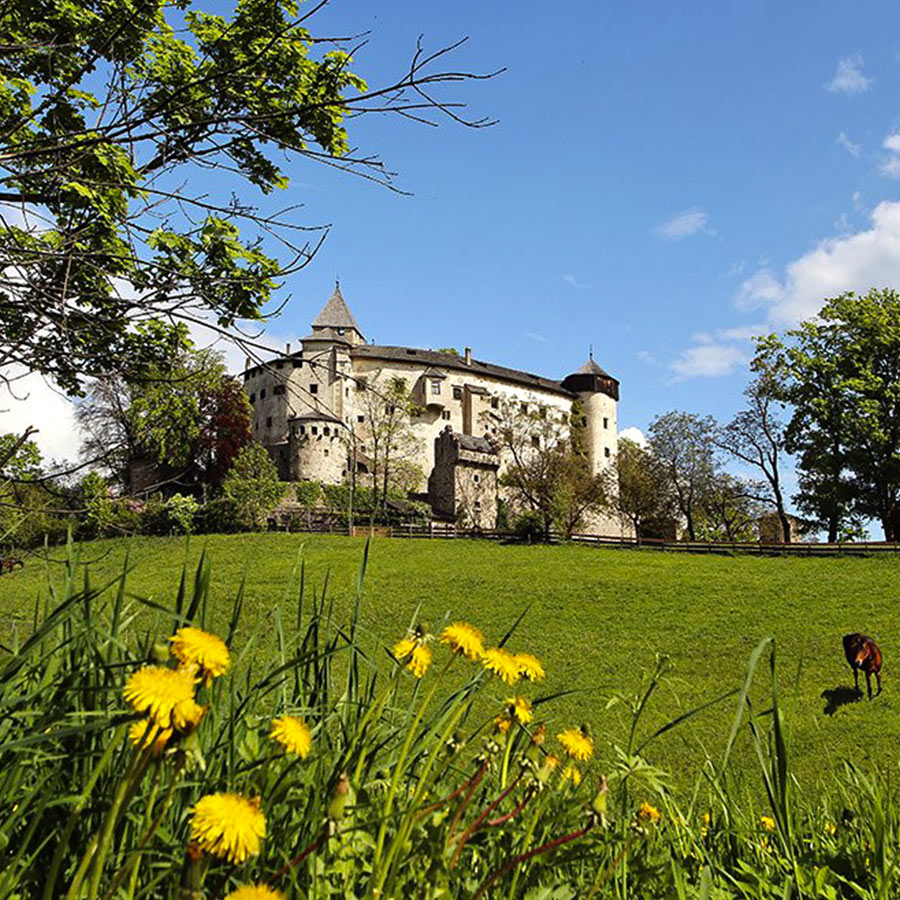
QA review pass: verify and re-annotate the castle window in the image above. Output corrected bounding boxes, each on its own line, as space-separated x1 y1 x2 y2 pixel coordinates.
491 396 499 409
441 410 451 420
311 426 318 435
324 449 329 456
249 393 255 403
474 500 482 511
473 473 480 484
273 384 285 395
603 417 609 429
520 403 528 414
337 327 345 335
293 360 302 368
431 380 441 395
531 435 540 448
255 422 259 432
275 361 283 369
385 404 395 414
299 425 305 434
259 388 266 399
581 416 588 427
453 386 463 400
323 426 330 436
357 415 365 423
539 407 547 419
604 447 611 458
345 388 349 398
310 383 318 394
266 416 272 428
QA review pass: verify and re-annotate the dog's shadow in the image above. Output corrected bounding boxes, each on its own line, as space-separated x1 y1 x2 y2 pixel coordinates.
822 685 863 716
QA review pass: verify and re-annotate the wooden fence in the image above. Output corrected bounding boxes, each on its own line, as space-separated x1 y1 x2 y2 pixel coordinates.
271 518 900 557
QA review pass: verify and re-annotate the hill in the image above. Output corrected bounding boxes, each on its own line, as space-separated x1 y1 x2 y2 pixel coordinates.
2 533 897 792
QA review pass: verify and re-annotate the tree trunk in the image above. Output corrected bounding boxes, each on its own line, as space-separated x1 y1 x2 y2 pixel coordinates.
827 515 838 544
777 506 792 543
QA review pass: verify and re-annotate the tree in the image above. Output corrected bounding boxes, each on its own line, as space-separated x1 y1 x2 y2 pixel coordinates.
696 472 765 542
77 330 250 494
489 399 610 537
647 411 717 541
614 437 672 539
0 0 493 395
715 374 793 542
357 373 423 514
221 441 285 528
757 288 900 541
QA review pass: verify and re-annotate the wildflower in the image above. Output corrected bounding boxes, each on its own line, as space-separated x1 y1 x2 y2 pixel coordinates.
700 812 711 838
224 886 286 900
393 636 432 678
170 626 230 684
637 801 661 823
189 793 266 864
440 622 485 660
509 695 534 724
824 821 837 836
561 764 582 786
557 725 593 762
123 666 196 729
536 752 560 783
128 719 172 755
482 647 520 685
270 715 312 758
760 815 776 832
515 653 545 682
172 697 205 732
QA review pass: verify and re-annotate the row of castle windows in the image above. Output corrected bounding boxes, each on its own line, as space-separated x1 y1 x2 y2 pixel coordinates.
244 359 304 381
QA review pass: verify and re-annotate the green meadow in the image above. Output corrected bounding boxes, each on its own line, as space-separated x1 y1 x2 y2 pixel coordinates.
2 533 898 793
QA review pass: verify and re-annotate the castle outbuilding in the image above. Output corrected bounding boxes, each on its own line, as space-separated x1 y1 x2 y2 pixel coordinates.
243 285 627 534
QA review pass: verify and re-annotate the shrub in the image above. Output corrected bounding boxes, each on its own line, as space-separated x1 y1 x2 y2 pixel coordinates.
221 442 286 529
294 480 322 508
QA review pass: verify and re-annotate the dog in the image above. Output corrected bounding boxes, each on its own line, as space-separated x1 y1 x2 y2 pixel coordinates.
843 632 882 699
0 556 23 575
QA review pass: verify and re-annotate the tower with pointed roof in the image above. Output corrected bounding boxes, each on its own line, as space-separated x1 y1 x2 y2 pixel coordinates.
309 282 365 345
561 354 620 478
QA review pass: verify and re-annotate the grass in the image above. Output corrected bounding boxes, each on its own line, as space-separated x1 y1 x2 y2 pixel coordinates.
2 533 898 793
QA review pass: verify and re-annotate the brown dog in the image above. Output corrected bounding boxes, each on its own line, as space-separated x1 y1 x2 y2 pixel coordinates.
0 557 23 575
843 633 882 699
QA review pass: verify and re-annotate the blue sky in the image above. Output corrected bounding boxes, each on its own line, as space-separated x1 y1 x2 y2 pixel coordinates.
10 0 900 514
245 0 900 447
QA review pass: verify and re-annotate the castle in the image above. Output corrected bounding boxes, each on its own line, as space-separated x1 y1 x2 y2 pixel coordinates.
243 286 627 534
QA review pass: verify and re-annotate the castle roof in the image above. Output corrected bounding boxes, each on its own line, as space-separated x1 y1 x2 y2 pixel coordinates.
456 433 497 454
572 356 613 379
351 345 573 397
312 284 361 333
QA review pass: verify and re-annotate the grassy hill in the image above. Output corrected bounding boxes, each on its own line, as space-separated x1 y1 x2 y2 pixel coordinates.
2 533 898 793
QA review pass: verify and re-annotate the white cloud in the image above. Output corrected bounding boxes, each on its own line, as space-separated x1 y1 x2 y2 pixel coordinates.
524 331 547 343
1 373 78 463
735 199 900 325
670 343 750 379
561 273 586 288
825 55 872 95
837 131 862 157
655 208 711 241
619 426 648 448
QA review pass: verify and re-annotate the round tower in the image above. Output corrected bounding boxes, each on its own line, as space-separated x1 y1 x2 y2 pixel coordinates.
560 356 620 476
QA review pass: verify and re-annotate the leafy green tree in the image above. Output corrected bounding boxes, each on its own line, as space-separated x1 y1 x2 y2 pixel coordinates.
222 441 285 528
615 437 672 539
756 288 900 541
647 411 717 541
696 472 765 542
0 0 489 395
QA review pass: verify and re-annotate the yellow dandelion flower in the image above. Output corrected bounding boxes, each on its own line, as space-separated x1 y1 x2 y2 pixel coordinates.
824 821 837 836
224 886 285 900
557 726 593 762
515 653 545 682
506 696 534 724
494 713 512 734
637 802 661 823
128 719 172 755
759 815 776 832
189 793 266 864
170 626 230 684
123 666 196 729
482 647 521 685
172 697 205 732
392 636 433 678
561 764 582 786
270 715 312 758
440 622 485 660
700 811 711 838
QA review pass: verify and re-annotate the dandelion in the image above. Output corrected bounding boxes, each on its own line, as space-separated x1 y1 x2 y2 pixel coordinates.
700 811 711 838
392 633 432 678
507 695 533 724
482 647 520 685
515 653 545 682
170 626 230 684
270 715 312 758
557 725 593 762
128 719 172 755
123 666 196 729
637 801 661 823
561 764 582 786
172 697 205 732
824 821 837 836
189 793 266 864
440 622 485 660
760 815 776 832
224 886 286 900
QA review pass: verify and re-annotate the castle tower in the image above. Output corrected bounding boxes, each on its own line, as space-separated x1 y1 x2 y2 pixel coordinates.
560 356 620 476
310 282 365 345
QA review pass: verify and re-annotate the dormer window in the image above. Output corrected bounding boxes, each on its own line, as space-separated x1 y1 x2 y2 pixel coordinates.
431 380 442 395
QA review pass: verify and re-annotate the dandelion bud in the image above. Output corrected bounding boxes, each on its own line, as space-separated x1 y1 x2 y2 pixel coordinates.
151 641 170 663
591 775 609 818
327 772 353 822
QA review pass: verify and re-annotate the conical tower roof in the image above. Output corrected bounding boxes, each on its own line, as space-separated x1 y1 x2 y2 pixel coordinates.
572 356 612 378
312 283 360 332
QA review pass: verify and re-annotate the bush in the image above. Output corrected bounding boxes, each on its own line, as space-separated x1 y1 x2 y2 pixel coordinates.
222 442 286 529
511 509 548 543
294 480 322 508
